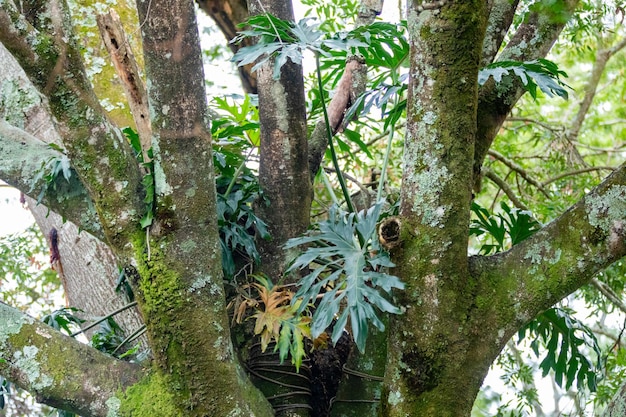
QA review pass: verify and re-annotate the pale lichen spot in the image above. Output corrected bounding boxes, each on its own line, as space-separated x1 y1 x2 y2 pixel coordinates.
270 82 290 133
388 390 404 406
162 104 170 115
0 305 33 348
188 275 211 292
105 396 121 417
114 180 128 193
13 346 53 390
586 185 626 233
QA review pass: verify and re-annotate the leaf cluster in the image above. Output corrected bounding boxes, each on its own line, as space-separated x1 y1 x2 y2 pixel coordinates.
30 145 72 203
478 59 571 100
232 275 310 370
286 202 403 352
518 307 602 392
211 97 269 279
42 307 85 335
0 224 60 311
469 201 541 255
122 127 155 229
232 14 378 79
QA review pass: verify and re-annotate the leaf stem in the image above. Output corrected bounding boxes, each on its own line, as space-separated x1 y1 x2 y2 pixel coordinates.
70 301 138 337
315 53 355 213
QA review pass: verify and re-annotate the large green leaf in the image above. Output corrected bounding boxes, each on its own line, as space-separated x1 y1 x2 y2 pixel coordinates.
286 202 403 352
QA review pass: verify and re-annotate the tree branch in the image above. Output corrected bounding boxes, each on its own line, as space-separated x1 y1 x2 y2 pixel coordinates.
0 121 103 238
488 149 550 198
482 167 529 211
307 0 382 179
96 10 152 161
131 1 272 414
249 0 313 280
473 0 580 191
567 35 626 143
481 0 520 66
470 162 626 345
0 2 145 249
590 278 626 315
0 301 143 417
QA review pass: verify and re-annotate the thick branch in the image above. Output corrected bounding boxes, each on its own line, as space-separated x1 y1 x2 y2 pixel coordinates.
133 1 272 415
473 0 580 190
0 1 144 248
249 0 312 280
96 10 152 160
481 0 520 66
470 163 626 344
0 121 103 238
0 301 143 417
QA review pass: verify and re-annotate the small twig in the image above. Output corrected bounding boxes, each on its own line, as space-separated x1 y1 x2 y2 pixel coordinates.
482 167 529 211
70 301 139 337
323 166 371 207
112 325 147 355
591 278 626 315
488 149 550 198
506 117 563 133
542 166 615 186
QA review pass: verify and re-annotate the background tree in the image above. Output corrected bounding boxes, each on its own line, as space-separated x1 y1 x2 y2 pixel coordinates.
0 1 625 417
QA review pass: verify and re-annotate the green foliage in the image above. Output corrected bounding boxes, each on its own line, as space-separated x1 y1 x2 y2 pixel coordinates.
478 59 570 100
0 376 8 410
0 224 60 311
286 202 403 352
518 307 602 392
115 267 135 303
42 307 85 336
211 97 269 279
90 317 126 356
232 14 367 79
122 127 155 229
237 275 310 370
30 148 72 203
469 202 541 255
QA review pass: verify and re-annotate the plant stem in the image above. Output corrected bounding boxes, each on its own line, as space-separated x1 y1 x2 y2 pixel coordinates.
315 53 355 213
377 70 399 202
70 301 138 337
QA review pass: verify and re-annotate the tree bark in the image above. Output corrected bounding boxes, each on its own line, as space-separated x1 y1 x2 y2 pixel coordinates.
0 301 143 417
249 0 312 281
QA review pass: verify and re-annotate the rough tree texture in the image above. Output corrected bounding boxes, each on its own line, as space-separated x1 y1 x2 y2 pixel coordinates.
249 0 312 280
0 301 142 416
0 0 626 416
382 2 487 416
0 41 146 342
126 0 272 415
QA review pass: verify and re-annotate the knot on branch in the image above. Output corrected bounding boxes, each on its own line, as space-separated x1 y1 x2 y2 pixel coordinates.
378 217 401 250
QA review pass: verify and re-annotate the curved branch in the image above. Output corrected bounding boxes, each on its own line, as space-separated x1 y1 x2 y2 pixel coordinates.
0 1 144 247
470 162 626 343
542 166 615 186
0 301 143 417
488 149 550 198
474 0 580 190
567 35 626 143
